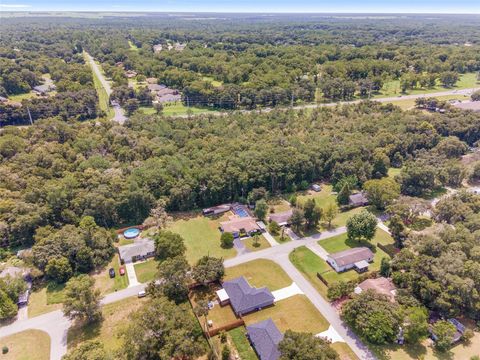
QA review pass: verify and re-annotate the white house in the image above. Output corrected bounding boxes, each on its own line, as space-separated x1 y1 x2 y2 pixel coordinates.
326 247 374 273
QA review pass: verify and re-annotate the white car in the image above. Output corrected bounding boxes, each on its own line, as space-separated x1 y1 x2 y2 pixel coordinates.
138 290 146 298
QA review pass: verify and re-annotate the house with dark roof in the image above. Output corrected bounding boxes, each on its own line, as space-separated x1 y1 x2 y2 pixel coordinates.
220 276 274 315
33 84 55 95
118 239 155 263
326 247 374 273
349 192 369 207
246 319 283 360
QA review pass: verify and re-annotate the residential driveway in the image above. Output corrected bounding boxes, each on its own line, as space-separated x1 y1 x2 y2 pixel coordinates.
233 238 248 256
272 282 303 302
262 231 279 246
16 306 28 321
306 242 329 260
125 261 140 287
316 325 345 343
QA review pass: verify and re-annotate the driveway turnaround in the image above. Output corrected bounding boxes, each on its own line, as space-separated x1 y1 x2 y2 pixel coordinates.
272 282 304 302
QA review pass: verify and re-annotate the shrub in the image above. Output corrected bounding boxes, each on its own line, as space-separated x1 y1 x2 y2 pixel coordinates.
2 346 8 354
220 232 234 249
268 221 280 235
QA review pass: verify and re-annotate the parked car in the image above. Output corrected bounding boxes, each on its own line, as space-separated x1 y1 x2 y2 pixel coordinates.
109 268 115 278
138 290 146 298
119 267 125 276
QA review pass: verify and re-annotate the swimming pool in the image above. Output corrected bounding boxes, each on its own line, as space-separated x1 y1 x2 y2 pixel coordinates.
123 227 140 239
233 207 249 218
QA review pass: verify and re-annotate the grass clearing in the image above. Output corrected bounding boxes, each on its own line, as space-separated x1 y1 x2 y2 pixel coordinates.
84 52 113 119
289 246 330 297
128 40 139 51
7 92 36 102
138 102 219 117
0 329 50 360
67 296 146 353
224 259 292 291
388 94 472 110
202 76 223 87
267 197 292 213
28 282 65 317
228 327 257 360
133 259 158 283
243 234 271 252
243 295 329 334
167 214 236 264
332 342 360 360
92 254 129 295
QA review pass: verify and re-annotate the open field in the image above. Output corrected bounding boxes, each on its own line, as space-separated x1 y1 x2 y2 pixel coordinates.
28 282 65 318
67 296 146 353
243 234 271 252
243 295 329 334
86 54 113 118
167 214 237 264
92 254 129 295
267 197 292 213
228 327 257 360
133 259 158 283
0 329 50 360
224 259 292 291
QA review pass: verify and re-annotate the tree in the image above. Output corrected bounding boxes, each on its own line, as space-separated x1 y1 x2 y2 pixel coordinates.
432 320 456 351
62 340 110 360
154 102 164 114
46 256 73 283
342 290 402 344
471 90 480 101
254 199 269 221
403 307 429 344
192 256 225 285
290 208 305 232
304 199 322 228
363 178 400 210
268 221 281 235
154 231 186 262
125 98 139 115
346 210 377 243
63 275 102 324
388 215 407 248
220 232 234 249
278 330 339 360
0 289 17 320
323 203 339 229
121 297 206 359
157 255 190 303
380 257 391 277
469 162 480 183
327 281 355 301
398 164 436 197
143 199 171 229
337 183 351 206
222 346 231 360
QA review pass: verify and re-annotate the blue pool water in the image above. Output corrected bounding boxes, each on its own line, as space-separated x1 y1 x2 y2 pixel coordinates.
123 228 140 239
234 207 249 217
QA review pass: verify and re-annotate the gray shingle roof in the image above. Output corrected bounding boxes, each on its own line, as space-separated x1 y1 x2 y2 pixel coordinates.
246 318 283 360
328 247 374 267
223 276 274 315
118 239 155 263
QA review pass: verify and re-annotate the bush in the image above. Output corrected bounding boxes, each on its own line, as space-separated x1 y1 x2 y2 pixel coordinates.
2 346 8 354
268 221 280 235
222 346 231 360
219 331 227 343
220 232 234 249
471 90 480 101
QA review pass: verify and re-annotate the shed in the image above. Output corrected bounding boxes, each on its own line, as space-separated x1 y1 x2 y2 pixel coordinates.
349 192 369 207
216 288 230 306
354 260 369 273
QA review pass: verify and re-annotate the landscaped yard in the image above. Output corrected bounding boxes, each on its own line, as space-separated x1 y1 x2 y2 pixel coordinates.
28 282 65 318
167 214 237 264
224 259 292 291
7 92 36 102
67 296 146 353
92 254 129 295
289 246 330 297
0 329 50 360
243 295 329 334
242 234 271 252
228 327 258 360
133 259 158 283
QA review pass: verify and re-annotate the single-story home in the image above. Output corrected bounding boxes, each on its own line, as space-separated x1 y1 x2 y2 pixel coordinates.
454 101 480 112
430 318 466 344
157 93 182 103
311 184 322 192
354 277 396 301
246 318 283 360
125 70 137 78
218 276 274 316
202 204 231 216
268 209 293 227
220 217 261 238
33 84 55 95
147 84 167 92
326 247 374 273
118 239 155 263
349 192 369 207
0 266 32 306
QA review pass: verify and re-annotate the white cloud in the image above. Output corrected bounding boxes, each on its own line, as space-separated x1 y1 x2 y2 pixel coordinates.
0 4 31 9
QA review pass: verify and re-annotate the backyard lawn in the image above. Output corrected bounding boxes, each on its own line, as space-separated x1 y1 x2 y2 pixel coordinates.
67 297 146 353
133 259 158 283
243 234 271 252
167 214 237 264
28 282 65 318
228 327 258 360
92 254 129 295
243 295 329 334
224 259 292 291
0 329 50 360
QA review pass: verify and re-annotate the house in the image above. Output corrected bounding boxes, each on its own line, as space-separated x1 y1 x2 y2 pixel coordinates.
246 319 283 360
33 84 55 95
202 204 231 216
220 217 261 238
157 93 182 103
349 192 369 207
311 184 322 192
146 77 158 84
454 101 480 112
174 42 187 51
354 277 397 301
147 84 167 92
430 318 466 344
118 239 155 263
326 247 374 273
125 70 137 78
219 276 274 315
0 267 32 306
268 209 293 227
153 44 163 53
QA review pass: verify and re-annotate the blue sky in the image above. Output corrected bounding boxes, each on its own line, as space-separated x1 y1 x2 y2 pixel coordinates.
0 0 479 13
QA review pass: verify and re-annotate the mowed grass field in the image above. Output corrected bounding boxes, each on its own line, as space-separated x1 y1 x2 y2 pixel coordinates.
224 259 292 291
167 214 237 264
133 259 158 283
0 329 50 360
92 254 129 295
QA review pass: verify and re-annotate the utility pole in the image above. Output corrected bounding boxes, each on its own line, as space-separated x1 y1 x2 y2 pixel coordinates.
27 106 33 125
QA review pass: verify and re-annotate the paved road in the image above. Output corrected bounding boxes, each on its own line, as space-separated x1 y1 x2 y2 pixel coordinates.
84 52 127 125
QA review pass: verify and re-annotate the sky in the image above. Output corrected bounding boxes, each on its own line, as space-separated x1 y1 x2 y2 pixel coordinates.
0 0 479 14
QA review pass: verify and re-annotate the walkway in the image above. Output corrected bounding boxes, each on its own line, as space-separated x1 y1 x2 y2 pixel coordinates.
306 242 329 260
272 282 304 302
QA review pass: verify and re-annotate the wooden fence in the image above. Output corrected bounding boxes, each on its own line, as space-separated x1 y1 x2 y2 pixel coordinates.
207 318 245 337
317 272 329 286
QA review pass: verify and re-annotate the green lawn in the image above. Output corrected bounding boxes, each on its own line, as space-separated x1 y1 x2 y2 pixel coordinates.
8 92 36 102
93 254 129 295
332 342 359 360
128 40 139 51
202 76 223 87
243 295 329 334
228 327 258 360
0 329 50 360
167 214 237 264
28 282 65 317
85 53 113 119
137 102 219 117
387 167 402 179
224 259 292 291
243 235 271 252
133 259 158 283
388 94 472 110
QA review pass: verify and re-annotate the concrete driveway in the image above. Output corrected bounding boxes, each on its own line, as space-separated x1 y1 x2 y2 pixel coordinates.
272 282 303 302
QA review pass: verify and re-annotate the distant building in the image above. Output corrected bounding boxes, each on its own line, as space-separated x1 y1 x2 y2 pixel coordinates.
349 192 369 207
33 84 55 95
125 70 137 78
202 204 231 216
311 184 322 192
0 96 8 103
118 239 155 263
153 44 163 53
268 209 293 227
354 277 396 301
327 247 374 273
247 318 283 360
146 77 158 84
218 276 274 315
